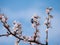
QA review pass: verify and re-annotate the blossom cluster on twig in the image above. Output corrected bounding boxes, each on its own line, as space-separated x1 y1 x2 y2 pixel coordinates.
44 7 53 45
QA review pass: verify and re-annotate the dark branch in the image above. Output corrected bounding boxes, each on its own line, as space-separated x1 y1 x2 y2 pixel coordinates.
0 33 10 37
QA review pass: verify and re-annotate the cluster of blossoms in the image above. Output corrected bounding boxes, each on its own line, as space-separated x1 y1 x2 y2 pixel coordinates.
13 21 22 36
30 14 40 44
46 7 53 14
0 14 10 29
44 7 53 32
0 14 22 35
31 14 40 28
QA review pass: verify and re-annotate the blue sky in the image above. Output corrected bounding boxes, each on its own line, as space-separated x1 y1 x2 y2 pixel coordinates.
0 0 60 45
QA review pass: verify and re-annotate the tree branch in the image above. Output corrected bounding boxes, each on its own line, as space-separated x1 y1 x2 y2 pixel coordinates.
0 33 10 37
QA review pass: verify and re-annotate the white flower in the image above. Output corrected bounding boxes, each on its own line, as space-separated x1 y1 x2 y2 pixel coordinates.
13 21 21 30
46 8 50 14
46 7 53 14
1 15 7 23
